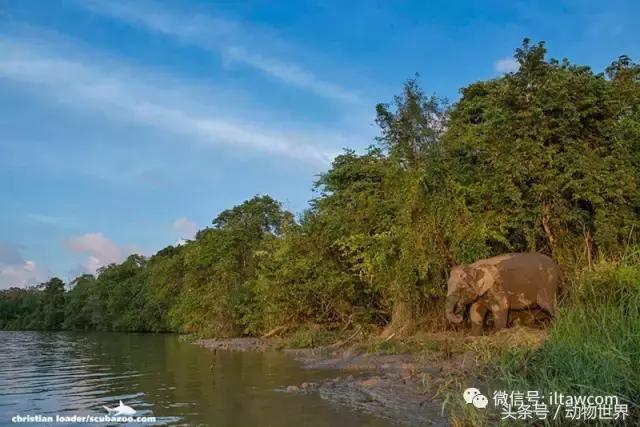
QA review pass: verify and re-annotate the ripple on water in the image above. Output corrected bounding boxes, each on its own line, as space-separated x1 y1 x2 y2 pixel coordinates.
0 331 401 427
0 332 149 422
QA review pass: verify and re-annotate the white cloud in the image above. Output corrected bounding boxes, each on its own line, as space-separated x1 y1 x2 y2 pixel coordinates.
172 217 198 239
65 232 128 274
77 0 360 103
0 36 341 165
0 244 51 289
495 57 520 74
224 47 360 103
0 260 50 289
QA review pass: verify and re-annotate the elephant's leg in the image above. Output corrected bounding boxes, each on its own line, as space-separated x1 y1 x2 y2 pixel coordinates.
533 309 552 326
493 308 508 331
510 308 550 327
469 302 487 336
537 293 555 316
536 292 555 320
509 309 530 327
489 295 509 331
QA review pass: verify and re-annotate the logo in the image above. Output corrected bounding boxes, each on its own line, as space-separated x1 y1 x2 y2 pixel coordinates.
103 400 136 416
464 387 489 409
11 400 156 423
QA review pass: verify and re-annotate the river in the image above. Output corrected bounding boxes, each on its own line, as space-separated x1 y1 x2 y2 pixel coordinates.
0 331 398 426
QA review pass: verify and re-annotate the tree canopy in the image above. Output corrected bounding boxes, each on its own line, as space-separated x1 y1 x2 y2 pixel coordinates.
2 40 638 336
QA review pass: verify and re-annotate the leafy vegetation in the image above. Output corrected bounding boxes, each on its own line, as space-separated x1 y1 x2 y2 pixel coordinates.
1 41 639 362
445 254 640 425
494 254 640 408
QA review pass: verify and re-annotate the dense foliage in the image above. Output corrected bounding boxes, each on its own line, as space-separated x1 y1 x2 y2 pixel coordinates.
487 252 640 422
2 41 639 337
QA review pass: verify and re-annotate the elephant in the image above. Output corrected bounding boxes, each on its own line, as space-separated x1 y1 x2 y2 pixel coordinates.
508 307 552 328
445 253 560 335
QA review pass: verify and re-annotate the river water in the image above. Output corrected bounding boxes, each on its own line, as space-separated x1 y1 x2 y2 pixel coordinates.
0 331 397 426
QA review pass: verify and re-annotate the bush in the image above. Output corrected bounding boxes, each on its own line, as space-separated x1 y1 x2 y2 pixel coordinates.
492 254 640 420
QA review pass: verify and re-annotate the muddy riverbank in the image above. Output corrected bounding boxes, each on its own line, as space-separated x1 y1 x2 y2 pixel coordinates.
199 336 450 425
285 347 454 425
197 330 545 425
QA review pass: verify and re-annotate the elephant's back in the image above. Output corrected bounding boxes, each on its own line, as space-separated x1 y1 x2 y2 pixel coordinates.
477 252 560 289
470 253 517 267
474 252 555 269
498 252 554 271
498 253 560 292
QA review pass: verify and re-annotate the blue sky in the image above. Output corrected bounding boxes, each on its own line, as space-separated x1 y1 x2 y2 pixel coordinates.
1 0 638 287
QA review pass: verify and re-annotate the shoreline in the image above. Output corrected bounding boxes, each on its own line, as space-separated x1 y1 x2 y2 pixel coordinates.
285 345 451 426
195 330 541 426
198 336 448 425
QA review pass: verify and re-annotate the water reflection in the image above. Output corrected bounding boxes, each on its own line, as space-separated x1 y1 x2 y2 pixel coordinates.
0 332 396 426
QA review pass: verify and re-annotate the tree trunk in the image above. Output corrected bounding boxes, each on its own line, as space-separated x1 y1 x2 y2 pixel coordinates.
584 230 593 269
542 202 555 252
382 300 415 338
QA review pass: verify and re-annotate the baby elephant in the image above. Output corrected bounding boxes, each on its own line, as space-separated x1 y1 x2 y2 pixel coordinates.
445 253 560 335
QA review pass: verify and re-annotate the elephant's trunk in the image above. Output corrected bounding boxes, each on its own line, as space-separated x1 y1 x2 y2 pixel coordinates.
445 295 463 324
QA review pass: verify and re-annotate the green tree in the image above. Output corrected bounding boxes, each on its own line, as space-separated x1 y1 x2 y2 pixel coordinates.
444 40 640 265
40 277 65 329
1 40 638 341
63 274 96 330
172 195 293 336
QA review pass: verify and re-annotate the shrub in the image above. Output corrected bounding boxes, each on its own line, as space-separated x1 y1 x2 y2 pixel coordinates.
491 254 640 422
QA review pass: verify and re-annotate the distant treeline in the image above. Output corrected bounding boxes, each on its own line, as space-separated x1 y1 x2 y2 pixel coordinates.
2 40 639 336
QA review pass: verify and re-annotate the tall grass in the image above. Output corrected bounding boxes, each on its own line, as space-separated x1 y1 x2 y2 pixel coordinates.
490 251 640 423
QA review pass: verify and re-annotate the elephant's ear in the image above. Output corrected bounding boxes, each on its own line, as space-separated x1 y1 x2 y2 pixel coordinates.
469 267 493 297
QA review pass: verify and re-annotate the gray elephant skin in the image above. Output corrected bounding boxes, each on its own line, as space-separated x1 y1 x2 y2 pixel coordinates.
445 253 560 335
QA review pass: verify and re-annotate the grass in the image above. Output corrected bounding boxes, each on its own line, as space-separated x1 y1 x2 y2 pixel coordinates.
366 338 407 355
434 328 549 426
443 253 640 425
497 262 640 398
283 324 342 348
190 252 640 425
